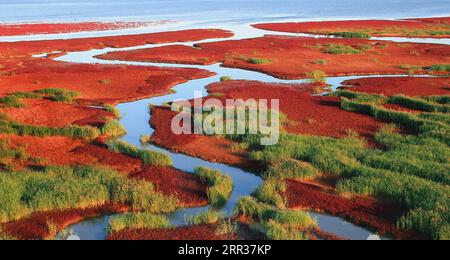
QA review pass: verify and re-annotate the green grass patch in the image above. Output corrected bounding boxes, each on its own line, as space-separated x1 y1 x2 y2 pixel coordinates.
101 119 127 138
0 166 178 223
0 91 42 108
430 64 450 72
0 140 29 164
0 118 100 140
329 32 371 39
186 210 221 225
235 196 316 240
35 88 79 102
0 95 23 108
324 44 362 55
419 112 450 124
108 141 173 167
220 76 232 82
334 90 387 104
247 57 271 65
108 213 171 233
340 98 446 134
314 59 328 65
306 70 327 83
253 180 286 208
264 220 309 240
194 167 233 208
389 95 450 113
262 159 319 180
139 135 151 144
398 208 450 240
426 95 450 105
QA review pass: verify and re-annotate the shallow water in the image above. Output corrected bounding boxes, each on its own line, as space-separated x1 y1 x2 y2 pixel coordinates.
1 0 450 24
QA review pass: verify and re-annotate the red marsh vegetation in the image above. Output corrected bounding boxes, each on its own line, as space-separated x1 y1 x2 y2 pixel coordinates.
98 35 450 79
253 17 450 38
0 22 159 36
342 77 450 96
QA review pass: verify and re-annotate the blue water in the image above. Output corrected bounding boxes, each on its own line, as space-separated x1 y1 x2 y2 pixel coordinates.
1 0 450 23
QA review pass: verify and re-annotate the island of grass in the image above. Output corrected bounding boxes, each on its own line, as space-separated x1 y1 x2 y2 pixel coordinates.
194 167 233 207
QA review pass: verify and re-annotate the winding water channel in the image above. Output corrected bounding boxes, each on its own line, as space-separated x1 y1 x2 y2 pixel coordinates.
39 23 449 240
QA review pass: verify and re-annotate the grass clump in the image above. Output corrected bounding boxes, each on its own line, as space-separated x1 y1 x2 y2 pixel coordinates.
109 141 173 167
306 70 327 83
398 209 450 240
262 159 319 180
186 210 221 225
324 44 362 55
194 167 233 208
314 59 327 65
389 95 450 113
216 219 236 237
0 118 100 140
248 57 271 65
0 96 24 108
108 213 171 233
0 140 30 168
264 220 309 240
334 90 387 104
265 210 318 240
35 88 78 102
235 196 317 240
0 166 178 223
220 76 232 82
235 196 277 221
253 180 286 208
101 119 127 138
0 92 41 108
430 64 450 72
139 135 151 144
330 32 371 39
425 95 450 105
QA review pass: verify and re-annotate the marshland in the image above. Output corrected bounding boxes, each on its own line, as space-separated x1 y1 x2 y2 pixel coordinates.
0 0 449 241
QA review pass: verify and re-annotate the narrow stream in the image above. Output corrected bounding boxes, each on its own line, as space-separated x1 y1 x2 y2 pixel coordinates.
49 23 448 240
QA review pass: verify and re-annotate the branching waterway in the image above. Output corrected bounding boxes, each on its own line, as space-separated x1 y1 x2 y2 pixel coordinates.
20 23 447 240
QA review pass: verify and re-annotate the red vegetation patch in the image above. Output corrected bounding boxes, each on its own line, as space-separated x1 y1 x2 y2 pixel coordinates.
285 180 424 240
101 35 450 79
2 204 128 240
0 29 233 57
0 22 155 36
0 59 214 106
207 80 381 139
99 44 222 65
130 165 208 208
1 134 142 173
253 17 450 38
343 76 450 96
151 106 253 168
0 99 113 127
107 224 235 240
